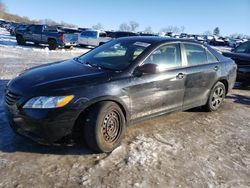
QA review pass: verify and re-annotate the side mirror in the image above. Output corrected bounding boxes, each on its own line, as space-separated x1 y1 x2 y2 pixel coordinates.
134 63 157 76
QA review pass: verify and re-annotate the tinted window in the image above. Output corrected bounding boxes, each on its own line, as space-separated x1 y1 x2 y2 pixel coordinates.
207 50 218 63
81 31 97 38
28 26 36 32
184 44 207 65
144 43 182 70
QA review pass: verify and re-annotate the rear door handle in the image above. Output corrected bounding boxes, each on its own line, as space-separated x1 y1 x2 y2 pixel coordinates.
214 65 219 71
176 73 185 79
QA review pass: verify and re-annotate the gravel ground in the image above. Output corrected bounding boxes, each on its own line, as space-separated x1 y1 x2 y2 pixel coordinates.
0 28 250 188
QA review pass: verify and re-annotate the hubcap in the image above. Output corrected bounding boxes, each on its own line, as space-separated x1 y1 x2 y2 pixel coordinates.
211 86 224 109
102 111 120 143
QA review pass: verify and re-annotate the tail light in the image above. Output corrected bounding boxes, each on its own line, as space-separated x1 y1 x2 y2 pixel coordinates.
59 35 64 41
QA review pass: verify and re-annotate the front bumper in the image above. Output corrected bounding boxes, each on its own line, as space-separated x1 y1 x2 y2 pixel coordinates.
4 103 79 144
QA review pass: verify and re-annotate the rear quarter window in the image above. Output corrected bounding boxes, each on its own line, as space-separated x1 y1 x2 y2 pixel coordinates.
206 50 218 63
184 44 208 65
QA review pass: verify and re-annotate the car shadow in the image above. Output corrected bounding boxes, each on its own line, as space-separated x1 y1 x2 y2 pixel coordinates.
0 79 93 155
226 94 250 106
233 82 250 90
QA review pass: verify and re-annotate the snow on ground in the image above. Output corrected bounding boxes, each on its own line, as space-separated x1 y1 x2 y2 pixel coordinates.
0 28 250 187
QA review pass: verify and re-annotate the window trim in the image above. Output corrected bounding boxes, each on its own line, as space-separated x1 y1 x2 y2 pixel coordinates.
140 42 184 71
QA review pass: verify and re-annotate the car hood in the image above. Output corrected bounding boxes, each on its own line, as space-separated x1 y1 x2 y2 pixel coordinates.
7 59 110 95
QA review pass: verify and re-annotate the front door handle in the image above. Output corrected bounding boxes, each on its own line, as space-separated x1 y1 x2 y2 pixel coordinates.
176 73 185 79
214 65 219 71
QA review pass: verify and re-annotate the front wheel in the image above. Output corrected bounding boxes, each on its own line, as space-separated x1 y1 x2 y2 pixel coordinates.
204 82 226 112
83 102 126 153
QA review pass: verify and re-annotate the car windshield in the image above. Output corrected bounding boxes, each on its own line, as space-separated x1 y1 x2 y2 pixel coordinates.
77 40 151 71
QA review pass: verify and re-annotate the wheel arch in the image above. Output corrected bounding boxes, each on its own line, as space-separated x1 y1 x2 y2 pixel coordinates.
75 96 130 123
218 78 229 94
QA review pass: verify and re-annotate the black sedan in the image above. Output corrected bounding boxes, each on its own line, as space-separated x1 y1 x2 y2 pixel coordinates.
4 37 237 152
223 41 250 86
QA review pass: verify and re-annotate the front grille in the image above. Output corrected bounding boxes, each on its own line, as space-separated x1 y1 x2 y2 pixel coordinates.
5 90 21 106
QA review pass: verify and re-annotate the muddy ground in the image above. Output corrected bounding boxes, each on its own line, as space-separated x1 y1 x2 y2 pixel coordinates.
0 28 250 188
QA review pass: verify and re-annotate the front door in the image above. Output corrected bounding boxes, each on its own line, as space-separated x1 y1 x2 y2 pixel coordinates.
129 43 186 120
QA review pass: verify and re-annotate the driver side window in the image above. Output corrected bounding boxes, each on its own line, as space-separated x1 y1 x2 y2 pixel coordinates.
144 43 182 70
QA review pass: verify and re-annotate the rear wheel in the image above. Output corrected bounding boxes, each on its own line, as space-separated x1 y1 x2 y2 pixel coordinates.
64 46 72 49
204 82 226 112
16 35 26 45
83 102 126 153
48 39 58 50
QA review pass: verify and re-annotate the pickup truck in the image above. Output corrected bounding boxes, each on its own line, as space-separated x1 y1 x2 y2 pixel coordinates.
15 24 78 50
78 30 111 47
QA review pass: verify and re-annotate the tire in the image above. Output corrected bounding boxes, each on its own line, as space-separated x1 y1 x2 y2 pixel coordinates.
83 101 126 153
204 82 226 112
16 35 26 45
64 46 72 49
79 44 87 48
48 39 58 50
34 42 39 46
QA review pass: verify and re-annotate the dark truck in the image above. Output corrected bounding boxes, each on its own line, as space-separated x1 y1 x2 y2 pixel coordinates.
15 24 78 50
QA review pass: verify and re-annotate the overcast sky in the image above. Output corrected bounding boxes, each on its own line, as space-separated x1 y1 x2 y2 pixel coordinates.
3 0 250 35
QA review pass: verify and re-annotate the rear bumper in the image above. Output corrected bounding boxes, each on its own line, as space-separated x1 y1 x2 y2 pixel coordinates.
4 104 79 144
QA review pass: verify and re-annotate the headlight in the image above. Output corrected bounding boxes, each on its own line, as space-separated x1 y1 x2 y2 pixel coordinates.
23 95 74 109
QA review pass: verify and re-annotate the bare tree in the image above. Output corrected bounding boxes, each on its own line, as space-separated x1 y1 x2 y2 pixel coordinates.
0 0 6 18
119 23 131 31
203 30 212 35
144 26 152 33
129 21 139 32
92 23 104 30
180 26 185 33
160 25 181 33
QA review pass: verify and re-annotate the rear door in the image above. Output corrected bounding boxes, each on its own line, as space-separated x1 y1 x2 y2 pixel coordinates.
129 43 187 120
182 43 220 110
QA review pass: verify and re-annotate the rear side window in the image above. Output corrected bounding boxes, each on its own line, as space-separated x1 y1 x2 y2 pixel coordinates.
184 44 207 65
144 43 182 70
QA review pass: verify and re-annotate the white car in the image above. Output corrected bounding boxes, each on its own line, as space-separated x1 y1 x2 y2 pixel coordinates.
78 30 111 47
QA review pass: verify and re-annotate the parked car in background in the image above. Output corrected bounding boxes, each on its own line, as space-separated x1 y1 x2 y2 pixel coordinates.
180 33 188 38
209 36 226 46
5 37 237 152
15 24 78 50
108 31 138 38
195 35 206 43
223 41 250 86
78 30 111 47
138 32 158 36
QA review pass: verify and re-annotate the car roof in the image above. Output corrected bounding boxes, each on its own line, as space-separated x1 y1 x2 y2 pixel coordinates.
116 36 203 45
